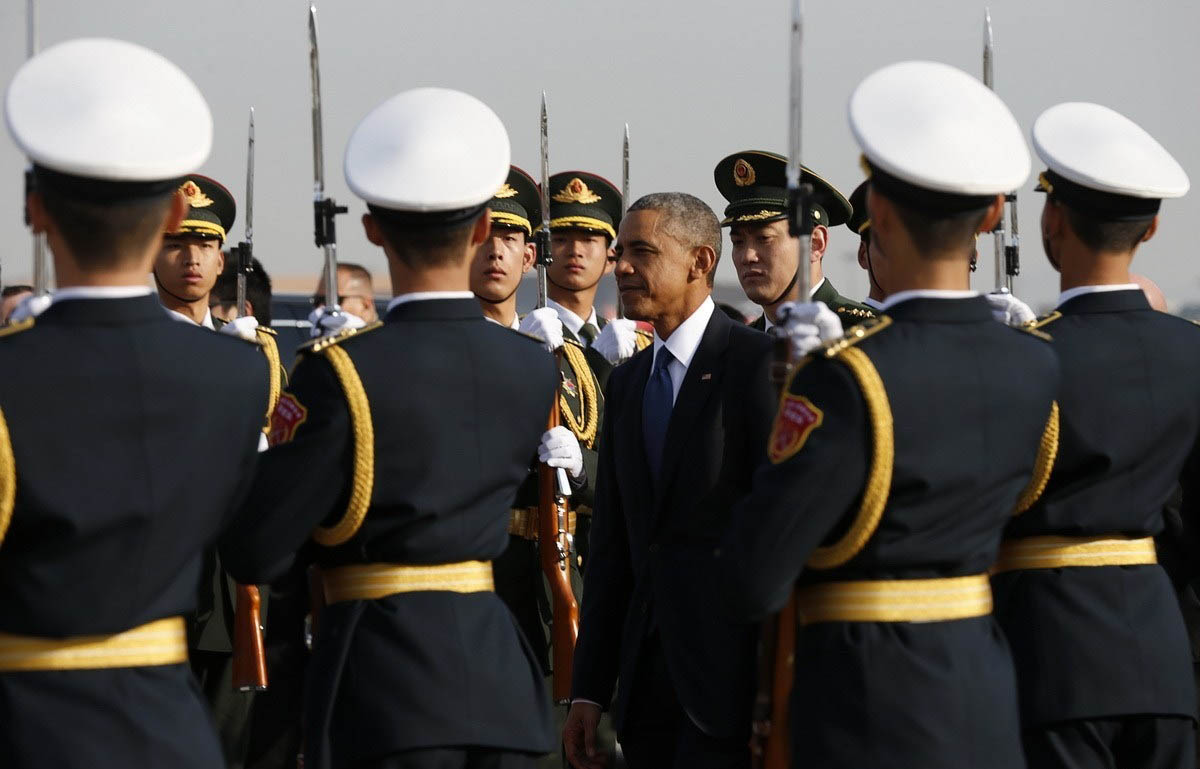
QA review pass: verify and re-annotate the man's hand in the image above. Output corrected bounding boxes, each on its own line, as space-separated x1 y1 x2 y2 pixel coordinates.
985 291 1036 327
519 307 565 352
8 293 51 324
538 425 584 479
308 308 367 339
219 315 259 341
563 701 606 769
592 318 639 364
776 300 843 359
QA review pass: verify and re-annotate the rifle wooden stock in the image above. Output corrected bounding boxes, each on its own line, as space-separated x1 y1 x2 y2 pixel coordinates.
231 583 268 692
539 367 579 704
752 335 797 769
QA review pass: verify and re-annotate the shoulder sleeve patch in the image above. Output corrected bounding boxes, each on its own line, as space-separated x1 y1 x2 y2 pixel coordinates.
0 317 35 339
768 393 824 464
821 315 893 358
268 392 308 446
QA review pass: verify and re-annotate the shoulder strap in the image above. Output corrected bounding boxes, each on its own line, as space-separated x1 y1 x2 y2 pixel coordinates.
297 321 384 356
1028 311 1062 330
819 314 893 359
0 317 35 339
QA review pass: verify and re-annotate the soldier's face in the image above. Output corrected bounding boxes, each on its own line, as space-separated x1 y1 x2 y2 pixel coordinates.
548 230 614 292
729 220 800 305
155 234 224 302
470 227 534 302
614 209 706 322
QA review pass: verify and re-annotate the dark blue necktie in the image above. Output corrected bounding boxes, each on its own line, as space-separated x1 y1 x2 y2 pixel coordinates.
642 347 675 482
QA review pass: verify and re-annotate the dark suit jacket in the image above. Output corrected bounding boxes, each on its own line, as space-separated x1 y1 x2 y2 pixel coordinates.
570 305 776 739
221 298 558 769
995 289 1200 726
0 295 269 769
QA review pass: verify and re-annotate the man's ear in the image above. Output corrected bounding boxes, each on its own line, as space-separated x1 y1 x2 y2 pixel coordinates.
216 248 225 274
603 243 617 276
1041 198 1064 241
522 239 537 273
691 244 717 282
362 212 386 246
469 209 492 247
1141 216 1159 244
977 194 1005 234
856 240 869 270
810 224 829 263
27 190 50 235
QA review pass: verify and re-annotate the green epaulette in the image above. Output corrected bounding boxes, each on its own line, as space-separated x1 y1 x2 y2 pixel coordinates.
0 318 35 339
819 315 893 359
298 321 384 355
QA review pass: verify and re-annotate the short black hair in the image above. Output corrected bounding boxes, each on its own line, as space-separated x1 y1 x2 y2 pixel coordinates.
1060 202 1154 253
38 187 175 270
212 256 274 326
337 262 375 287
888 195 990 257
368 206 484 269
1 284 33 298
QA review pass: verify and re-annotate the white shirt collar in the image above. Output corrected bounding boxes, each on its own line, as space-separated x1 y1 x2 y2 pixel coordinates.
1057 284 1141 308
547 298 598 337
863 296 885 311
386 290 475 315
760 278 825 331
880 289 979 311
483 313 521 330
653 296 715 372
51 286 153 304
167 306 215 329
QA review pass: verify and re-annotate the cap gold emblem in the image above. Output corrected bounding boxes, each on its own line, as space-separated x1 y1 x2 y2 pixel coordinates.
179 180 213 208
733 159 756 187
495 183 518 199
553 177 602 204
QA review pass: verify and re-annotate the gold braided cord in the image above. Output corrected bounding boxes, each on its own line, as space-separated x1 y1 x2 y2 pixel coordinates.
0 406 14 549
0 616 187 672
255 327 283 432
807 346 895 570
1014 402 1060 515
559 343 600 449
311 346 376 547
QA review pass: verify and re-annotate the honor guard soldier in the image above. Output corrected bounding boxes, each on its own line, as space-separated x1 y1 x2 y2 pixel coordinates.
0 39 270 769
992 102 1198 769
714 150 875 331
154 175 231 329
846 181 887 311
220 87 558 769
717 61 1060 769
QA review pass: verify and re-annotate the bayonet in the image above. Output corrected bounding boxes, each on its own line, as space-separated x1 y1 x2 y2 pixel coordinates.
310 3 346 315
618 123 630 318
983 8 1020 291
537 91 552 311
785 0 812 302
234 107 255 318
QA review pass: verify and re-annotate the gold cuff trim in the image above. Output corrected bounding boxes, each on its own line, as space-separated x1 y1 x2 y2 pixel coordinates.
491 211 533 235
176 220 226 240
0 406 15 549
994 535 1156 574
311 346 375 547
543 216 616 241
806 345 895 569
0 617 187 672
256 328 283 434
1014 402 1059 514
508 506 577 541
796 575 992 625
321 561 495 604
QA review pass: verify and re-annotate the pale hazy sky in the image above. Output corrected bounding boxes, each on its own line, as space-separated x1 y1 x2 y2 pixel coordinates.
2 0 1198 312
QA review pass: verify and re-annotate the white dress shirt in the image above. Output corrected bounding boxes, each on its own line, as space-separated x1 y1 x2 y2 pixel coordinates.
1056 283 1140 308
385 290 476 315
651 296 715 405
167 307 215 329
548 298 599 340
880 289 980 312
483 313 521 330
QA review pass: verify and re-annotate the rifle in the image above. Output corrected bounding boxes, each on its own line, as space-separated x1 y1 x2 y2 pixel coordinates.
230 108 268 693
23 0 49 297
983 8 1020 292
537 91 580 704
616 123 630 319
310 3 347 317
753 3 806 767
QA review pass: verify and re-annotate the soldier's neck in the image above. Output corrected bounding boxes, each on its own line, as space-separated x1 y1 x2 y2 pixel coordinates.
764 263 823 323
52 240 155 289
547 285 596 322
1056 245 1134 292
156 290 210 324
387 259 471 297
478 296 517 328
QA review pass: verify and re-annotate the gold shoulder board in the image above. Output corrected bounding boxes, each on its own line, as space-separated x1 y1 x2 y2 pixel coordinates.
298 321 384 355
0 317 35 339
821 315 893 359
1027 311 1062 330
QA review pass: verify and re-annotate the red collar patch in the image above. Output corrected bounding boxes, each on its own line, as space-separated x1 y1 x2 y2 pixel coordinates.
768 393 824 464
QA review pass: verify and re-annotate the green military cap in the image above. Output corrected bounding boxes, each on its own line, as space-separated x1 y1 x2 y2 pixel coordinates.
173 175 236 243
846 181 870 236
545 171 622 241
714 150 852 229
489 166 541 236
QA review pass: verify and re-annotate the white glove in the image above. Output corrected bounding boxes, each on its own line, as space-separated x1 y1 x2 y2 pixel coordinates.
8 293 52 324
308 307 367 339
776 300 843 359
538 425 584 479
218 315 259 341
986 291 1036 327
519 307 565 352
592 318 639 365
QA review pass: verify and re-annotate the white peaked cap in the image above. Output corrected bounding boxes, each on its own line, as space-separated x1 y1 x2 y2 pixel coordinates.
849 60 1030 196
6 38 212 181
1033 102 1189 199
344 87 511 212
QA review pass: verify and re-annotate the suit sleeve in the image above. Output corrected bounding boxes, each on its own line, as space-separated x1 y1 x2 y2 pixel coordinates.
717 357 870 621
570 371 633 708
220 352 352 584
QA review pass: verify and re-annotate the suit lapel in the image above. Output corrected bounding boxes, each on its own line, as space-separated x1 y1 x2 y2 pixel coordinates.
653 310 730 519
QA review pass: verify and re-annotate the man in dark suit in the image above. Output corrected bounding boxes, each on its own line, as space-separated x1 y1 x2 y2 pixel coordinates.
0 38 269 769
562 192 776 769
718 61 1059 768
993 102 1198 769
220 87 558 769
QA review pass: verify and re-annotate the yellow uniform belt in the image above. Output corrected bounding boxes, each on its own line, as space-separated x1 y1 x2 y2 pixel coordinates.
993 535 1157 574
321 561 495 604
508 506 577 541
795 574 992 625
0 616 187 672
